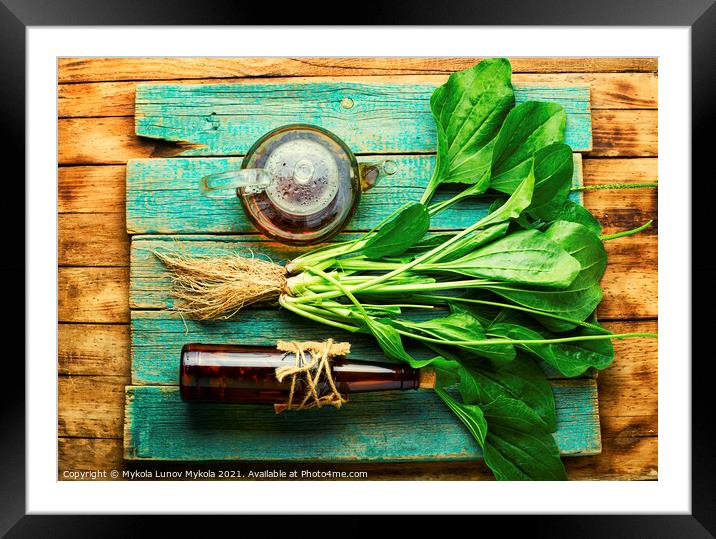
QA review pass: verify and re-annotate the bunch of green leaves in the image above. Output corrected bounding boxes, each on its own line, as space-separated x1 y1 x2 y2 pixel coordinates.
249 58 656 480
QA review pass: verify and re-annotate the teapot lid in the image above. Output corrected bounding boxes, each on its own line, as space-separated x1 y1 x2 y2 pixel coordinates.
244 124 354 218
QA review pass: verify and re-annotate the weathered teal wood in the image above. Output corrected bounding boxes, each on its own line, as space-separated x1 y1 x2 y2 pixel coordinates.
124 381 600 461
135 82 592 155
130 310 589 386
126 78 600 465
126 154 583 234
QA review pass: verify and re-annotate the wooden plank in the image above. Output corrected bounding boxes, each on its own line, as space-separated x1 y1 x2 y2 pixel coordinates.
599 235 657 320
58 438 125 480
133 82 591 156
58 375 129 438
58 73 657 118
58 434 656 480
58 213 129 266
128 233 657 320
57 57 659 83
125 154 582 235
129 310 575 385
57 158 656 217
60 321 656 443
58 324 130 377
123 380 600 461
583 158 658 234
58 110 656 165
58 267 129 323
58 117 160 165
58 320 656 476
591 110 657 157
58 165 126 213
55 158 655 267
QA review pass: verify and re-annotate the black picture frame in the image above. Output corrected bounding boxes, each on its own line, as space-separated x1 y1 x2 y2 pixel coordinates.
9 1 710 535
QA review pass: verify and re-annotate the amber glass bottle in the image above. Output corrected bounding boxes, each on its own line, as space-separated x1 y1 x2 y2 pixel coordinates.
180 343 427 404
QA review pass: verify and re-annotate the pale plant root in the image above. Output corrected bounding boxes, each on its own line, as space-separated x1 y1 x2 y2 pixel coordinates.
153 249 289 320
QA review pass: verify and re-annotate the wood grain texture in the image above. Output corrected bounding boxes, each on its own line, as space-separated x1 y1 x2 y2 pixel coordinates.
58 433 656 480
583 158 658 234
56 58 658 480
127 233 656 320
57 57 658 83
58 324 130 376
59 375 130 438
58 438 125 480
124 381 600 461
125 154 582 234
599 235 657 319
58 267 129 323
129 310 575 386
58 321 657 442
58 213 130 266
56 158 656 267
133 82 591 156
56 320 655 477
58 73 657 118
58 165 126 213
58 109 657 165
591 110 658 157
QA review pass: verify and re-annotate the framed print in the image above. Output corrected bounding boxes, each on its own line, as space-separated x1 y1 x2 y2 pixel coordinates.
9 0 711 534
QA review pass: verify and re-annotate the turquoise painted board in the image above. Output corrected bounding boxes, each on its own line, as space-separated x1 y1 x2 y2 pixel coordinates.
124 381 600 461
126 154 583 234
135 82 592 156
126 79 599 464
130 310 590 386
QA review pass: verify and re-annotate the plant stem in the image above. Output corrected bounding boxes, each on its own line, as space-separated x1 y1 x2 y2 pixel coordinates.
416 294 610 332
279 295 359 333
428 182 487 215
600 220 653 241
419 168 441 205
300 279 501 298
392 328 657 346
571 182 658 191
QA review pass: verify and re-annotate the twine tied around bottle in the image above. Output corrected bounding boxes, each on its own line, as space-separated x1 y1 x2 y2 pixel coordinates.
273 339 350 414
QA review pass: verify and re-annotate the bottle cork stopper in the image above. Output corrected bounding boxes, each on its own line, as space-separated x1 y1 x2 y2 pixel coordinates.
419 366 436 389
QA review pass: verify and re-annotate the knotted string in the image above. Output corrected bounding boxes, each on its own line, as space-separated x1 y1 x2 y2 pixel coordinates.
273 339 351 414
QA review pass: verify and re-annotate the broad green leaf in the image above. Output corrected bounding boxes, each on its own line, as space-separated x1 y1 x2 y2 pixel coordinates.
528 143 574 219
482 396 567 481
484 221 607 331
491 143 573 222
434 228 581 287
488 311 614 377
435 388 488 447
361 203 430 259
474 162 535 229
393 311 515 362
490 101 567 186
424 222 510 264
544 220 607 283
485 280 603 332
549 200 603 236
362 317 438 369
455 355 557 431
431 58 515 186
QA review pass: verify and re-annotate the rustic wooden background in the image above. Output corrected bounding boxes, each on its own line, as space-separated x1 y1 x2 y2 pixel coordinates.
57 57 657 480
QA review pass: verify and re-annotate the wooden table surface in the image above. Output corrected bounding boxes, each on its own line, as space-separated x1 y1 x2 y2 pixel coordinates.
57 57 658 480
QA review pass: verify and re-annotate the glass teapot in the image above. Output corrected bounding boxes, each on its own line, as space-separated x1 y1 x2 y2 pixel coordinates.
200 124 396 246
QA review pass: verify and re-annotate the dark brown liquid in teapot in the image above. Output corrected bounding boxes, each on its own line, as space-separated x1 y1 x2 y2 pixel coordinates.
240 127 360 245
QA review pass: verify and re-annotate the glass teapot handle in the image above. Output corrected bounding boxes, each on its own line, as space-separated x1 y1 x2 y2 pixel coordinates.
358 159 398 192
200 169 273 198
